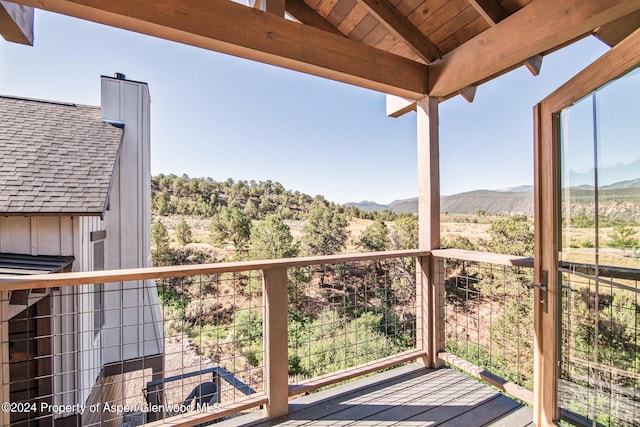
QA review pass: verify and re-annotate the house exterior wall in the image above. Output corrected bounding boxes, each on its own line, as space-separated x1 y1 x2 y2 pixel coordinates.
74 215 106 407
0 215 103 408
0 216 74 256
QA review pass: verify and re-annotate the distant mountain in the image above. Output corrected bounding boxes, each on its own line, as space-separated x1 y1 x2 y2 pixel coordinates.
346 190 534 215
343 201 389 212
496 185 534 193
569 159 640 187
441 190 533 215
602 178 640 189
345 177 640 217
389 198 418 213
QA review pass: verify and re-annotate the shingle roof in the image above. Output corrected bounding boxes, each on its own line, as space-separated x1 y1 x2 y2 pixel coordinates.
0 95 123 215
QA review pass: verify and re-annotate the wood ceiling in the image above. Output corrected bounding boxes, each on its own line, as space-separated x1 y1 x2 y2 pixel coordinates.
2 0 640 101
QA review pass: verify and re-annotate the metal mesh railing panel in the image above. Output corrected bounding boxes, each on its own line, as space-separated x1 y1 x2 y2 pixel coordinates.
441 258 535 391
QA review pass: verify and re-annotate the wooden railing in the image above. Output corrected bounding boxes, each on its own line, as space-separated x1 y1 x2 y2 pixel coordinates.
0 250 429 427
0 248 543 426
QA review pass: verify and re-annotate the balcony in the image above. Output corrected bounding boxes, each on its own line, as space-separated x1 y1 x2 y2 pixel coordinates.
0 249 543 426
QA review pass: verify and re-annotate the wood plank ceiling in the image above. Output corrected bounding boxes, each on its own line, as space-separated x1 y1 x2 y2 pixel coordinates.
2 0 640 100
292 0 528 65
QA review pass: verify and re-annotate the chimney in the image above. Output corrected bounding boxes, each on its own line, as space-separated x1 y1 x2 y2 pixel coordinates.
100 74 151 271
100 74 155 364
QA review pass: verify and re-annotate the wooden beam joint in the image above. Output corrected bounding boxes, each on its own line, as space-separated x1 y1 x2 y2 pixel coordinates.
524 54 543 76
458 85 477 102
467 0 508 26
285 0 344 36
355 0 442 63
386 94 416 117
429 0 640 98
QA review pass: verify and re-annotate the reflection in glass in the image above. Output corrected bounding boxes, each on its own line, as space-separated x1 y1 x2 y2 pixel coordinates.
560 67 640 268
558 67 640 427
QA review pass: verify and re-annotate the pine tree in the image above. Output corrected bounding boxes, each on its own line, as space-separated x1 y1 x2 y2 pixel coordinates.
358 219 390 252
249 214 299 260
151 219 171 266
302 206 349 256
175 217 192 245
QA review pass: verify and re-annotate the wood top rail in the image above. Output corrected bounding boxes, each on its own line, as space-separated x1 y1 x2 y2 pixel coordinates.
431 248 534 268
0 248 536 291
0 249 430 291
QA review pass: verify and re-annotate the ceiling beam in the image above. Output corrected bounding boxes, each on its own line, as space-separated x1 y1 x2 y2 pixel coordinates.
13 0 429 99
354 0 442 63
467 0 507 26
429 0 640 99
457 85 477 103
595 9 640 47
0 1 33 45
255 0 285 17
468 0 543 77
386 95 415 117
285 0 344 37
523 54 543 76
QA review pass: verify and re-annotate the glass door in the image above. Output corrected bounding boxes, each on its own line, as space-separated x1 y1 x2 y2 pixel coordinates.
557 67 640 426
534 29 640 427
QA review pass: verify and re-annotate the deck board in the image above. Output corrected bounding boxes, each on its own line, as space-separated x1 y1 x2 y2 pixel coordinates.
241 364 532 427
485 405 536 427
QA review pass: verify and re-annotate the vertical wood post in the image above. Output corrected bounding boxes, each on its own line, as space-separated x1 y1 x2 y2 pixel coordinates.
0 291 10 426
263 267 289 419
416 97 443 368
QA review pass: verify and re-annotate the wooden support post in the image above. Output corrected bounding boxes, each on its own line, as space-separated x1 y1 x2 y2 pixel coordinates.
415 255 428 365
263 267 289 419
0 291 9 426
416 97 443 368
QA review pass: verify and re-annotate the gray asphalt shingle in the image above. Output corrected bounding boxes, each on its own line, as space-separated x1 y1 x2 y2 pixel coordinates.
0 95 123 215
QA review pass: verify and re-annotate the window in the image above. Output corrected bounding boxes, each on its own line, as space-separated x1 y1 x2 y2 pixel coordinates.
93 238 105 338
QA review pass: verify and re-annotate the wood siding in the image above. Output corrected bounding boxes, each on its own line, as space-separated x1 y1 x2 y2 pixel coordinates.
0 216 73 257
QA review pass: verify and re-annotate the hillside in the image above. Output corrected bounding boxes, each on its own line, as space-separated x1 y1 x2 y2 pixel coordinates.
347 190 534 215
151 174 405 223
346 178 640 220
441 190 533 215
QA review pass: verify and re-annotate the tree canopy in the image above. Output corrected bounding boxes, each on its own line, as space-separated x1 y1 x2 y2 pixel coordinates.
249 214 299 260
210 206 252 249
358 219 390 252
302 205 350 256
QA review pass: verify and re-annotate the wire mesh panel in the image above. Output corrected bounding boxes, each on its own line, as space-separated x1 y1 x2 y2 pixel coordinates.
441 258 535 391
3 270 265 427
559 266 640 426
287 257 418 386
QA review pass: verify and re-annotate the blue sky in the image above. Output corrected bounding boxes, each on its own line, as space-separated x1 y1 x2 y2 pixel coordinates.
0 10 609 204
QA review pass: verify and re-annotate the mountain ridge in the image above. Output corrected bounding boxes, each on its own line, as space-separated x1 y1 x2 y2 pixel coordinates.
346 178 640 215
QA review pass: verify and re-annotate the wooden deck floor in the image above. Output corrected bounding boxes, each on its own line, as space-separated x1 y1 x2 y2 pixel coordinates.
224 363 532 427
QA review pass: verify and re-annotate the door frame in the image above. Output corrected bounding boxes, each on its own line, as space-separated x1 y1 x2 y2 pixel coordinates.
533 27 640 426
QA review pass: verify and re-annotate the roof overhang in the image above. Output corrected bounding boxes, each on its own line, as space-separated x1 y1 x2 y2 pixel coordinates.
0 252 74 280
